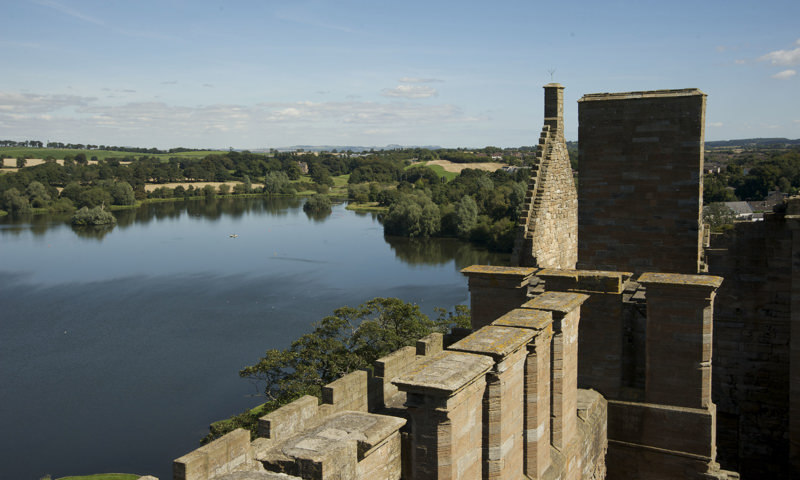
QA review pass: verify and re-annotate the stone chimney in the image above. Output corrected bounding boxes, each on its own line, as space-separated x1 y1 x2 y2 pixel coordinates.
543 83 565 139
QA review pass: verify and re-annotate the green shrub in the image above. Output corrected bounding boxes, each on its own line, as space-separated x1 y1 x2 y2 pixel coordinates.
71 205 117 226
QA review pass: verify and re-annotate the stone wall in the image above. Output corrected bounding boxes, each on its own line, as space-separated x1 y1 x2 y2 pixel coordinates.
577 89 706 275
174 429 256 480
465 266 737 479
706 201 800 477
174 287 608 480
511 83 578 270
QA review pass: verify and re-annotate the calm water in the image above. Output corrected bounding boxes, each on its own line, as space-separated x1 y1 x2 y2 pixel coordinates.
0 197 507 480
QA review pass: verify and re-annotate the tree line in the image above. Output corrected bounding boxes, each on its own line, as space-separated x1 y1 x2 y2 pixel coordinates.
1 146 535 252
0 139 209 154
703 147 800 202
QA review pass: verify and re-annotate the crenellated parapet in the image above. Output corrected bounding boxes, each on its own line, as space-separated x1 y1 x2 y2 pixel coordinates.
174 271 608 480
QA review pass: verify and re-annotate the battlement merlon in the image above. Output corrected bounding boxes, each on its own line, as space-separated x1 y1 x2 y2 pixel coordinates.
461 266 539 329
543 83 565 137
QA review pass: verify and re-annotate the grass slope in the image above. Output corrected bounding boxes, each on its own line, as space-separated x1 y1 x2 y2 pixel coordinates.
56 474 140 480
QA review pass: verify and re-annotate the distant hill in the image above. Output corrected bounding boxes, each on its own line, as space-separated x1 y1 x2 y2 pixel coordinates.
252 144 442 153
706 138 800 148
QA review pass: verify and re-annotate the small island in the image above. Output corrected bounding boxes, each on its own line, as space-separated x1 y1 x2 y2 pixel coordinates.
71 205 117 226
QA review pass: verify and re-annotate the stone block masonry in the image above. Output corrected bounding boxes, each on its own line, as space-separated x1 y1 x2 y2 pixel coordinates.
577 89 706 275
706 202 800 477
461 265 537 329
491 308 554 479
536 269 633 400
639 273 722 410
512 84 578 270
394 350 494 479
174 429 255 480
448 325 536 479
523 291 588 458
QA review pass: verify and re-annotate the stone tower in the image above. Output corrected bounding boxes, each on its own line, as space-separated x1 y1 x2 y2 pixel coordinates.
577 89 706 274
510 83 578 269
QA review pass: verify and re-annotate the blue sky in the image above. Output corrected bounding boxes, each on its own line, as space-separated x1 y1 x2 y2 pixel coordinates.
1 0 798 149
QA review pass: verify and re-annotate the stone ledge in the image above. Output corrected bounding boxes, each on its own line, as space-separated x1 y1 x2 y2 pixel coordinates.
460 265 537 280
448 325 535 361
537 268 634 294
491 308 552 330
216 472 302 479
638 272 723 289
578 88 705 102
577 389 606 423
393 350 493 397
522 291 590 314
258 411 405 472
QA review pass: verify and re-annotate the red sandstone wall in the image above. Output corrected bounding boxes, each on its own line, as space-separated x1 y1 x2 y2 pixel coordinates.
577 90 705 275
707 211 795 477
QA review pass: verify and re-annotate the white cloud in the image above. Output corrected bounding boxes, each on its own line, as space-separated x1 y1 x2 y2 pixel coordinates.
0 92 95 113
734 59 746 65
0 93 475 148
772 69 797 80
759 40 800 66
381 85 438 99
708 122 723 127
399 77 443 84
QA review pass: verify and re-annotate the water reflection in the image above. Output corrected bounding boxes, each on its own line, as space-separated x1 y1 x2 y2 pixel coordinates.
1 197 310 237
384 235 510 269
70 224 115 240
304 209 332 223
0 197 510 268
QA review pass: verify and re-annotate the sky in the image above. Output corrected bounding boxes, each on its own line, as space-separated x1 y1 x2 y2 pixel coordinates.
1 0 798 150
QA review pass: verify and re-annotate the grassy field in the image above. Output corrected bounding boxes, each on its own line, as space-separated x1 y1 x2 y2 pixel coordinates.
345 201 388 213
55 474 140 480
420 163 459 181
0 147 226 162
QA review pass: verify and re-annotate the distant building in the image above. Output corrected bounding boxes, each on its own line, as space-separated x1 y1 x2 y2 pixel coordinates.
748 190 788 212
722 201 754 220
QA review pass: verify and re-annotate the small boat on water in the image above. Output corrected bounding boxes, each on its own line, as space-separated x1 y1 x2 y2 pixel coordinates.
229 234 238 238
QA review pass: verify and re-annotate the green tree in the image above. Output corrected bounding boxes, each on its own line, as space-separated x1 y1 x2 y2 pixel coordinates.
78 187 113 208
110 181 136 205
703 203 736 232
71 205 116 225
384 194 441 238
16 157 26 168
213 298 469 443
25 181 51 208
303 194 332 214
2 188 32 215
455 195 478 238
264 171 290 195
